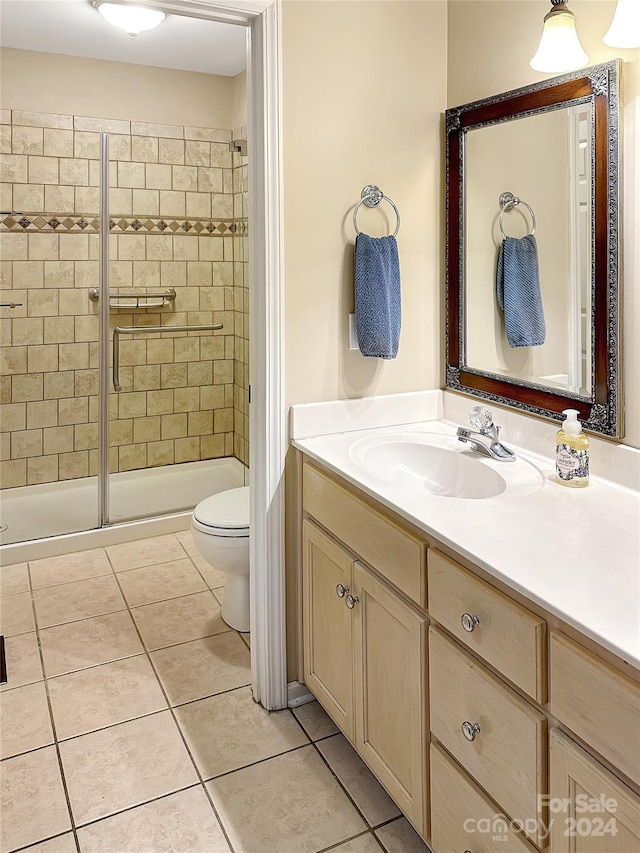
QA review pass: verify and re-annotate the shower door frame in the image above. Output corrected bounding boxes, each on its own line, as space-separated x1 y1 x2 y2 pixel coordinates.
99 0 287 711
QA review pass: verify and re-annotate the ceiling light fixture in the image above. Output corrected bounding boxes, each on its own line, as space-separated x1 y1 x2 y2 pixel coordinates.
94 2 166 38
530 0 589 74
603 0 640 48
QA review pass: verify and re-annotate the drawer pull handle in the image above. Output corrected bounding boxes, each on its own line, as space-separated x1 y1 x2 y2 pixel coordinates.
461 613 480 632
336 584 349 598
346 594 359 609
462 721 481 742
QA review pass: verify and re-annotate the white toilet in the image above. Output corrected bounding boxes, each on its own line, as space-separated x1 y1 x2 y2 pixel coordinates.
191 485 250 632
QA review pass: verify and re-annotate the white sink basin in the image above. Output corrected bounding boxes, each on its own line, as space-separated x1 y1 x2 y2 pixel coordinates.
348 431 543 499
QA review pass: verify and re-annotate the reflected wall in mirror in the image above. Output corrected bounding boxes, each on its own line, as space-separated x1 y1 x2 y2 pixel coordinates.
445 61 622 437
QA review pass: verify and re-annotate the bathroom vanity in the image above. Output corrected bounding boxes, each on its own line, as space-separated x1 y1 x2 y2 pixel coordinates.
290 395 640 852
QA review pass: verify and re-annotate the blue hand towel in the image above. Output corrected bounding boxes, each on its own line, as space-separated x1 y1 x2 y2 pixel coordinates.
497 234 546 348
354 233 401 359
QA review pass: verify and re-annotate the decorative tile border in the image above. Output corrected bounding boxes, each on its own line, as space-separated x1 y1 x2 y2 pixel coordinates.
0 213 238 235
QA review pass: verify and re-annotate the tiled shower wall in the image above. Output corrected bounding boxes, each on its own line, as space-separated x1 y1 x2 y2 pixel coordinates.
0 108 249 489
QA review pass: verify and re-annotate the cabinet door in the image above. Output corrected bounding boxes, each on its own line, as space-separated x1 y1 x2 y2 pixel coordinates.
352 561 428 837
302 520 355 741
549 729 640 853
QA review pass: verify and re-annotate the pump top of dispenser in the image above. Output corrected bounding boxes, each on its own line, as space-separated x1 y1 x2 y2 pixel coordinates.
561 409 582 436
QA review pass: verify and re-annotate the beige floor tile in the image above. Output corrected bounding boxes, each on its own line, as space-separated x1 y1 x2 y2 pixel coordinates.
293 700 340 741
318 734 401 827
1 562 29 597
0 591 34 636
117 558 207 607
0 681 54 759
48 655 167 740
34 575 125 629
59 710 198 826
175 686 308 780
176 529 198 556
76 786 231 853
190 554 226 589
40 610 143 678
0 746 72 852
132 590 229 651
20 834 77 853
29 549 112 589
150 632 250 706
106 534 187 572
0 632 43 692
207 745 366 853
375 817 431 852
332 834 386 852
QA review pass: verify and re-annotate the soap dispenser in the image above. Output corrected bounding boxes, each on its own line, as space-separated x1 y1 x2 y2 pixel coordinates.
555 409 589 488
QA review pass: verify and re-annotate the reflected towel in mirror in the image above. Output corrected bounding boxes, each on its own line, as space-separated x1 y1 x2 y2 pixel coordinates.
497 234 546 348
354 233 401 359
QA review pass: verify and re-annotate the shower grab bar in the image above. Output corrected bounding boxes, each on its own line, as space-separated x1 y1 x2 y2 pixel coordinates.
112 322 223 392
89 288 177 309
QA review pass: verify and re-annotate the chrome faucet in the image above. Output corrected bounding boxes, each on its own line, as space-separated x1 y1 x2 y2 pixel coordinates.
456 406 515 462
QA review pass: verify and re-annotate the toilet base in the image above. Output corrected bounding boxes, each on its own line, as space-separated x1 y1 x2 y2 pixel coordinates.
221 572 250 633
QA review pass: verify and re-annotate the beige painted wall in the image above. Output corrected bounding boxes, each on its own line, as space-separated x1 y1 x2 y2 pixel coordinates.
231 71 248 133
448 0 640 447
0 48 235 129
282 0 447 412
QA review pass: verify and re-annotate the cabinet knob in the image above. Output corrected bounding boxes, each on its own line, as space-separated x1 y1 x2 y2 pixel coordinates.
461 612 480 633
346 594 359 609
462 721 481 742
336 584 349 598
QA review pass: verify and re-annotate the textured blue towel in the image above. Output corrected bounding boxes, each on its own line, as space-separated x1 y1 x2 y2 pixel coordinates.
497 234 546 348
354 233 401 359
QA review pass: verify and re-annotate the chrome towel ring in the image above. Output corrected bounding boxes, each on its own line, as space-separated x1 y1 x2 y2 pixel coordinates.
499 191 536 238
353 185 400 238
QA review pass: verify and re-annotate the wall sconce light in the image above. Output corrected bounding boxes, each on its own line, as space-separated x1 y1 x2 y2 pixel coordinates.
93 2 167 38
603 0 640 48
530 0 589 73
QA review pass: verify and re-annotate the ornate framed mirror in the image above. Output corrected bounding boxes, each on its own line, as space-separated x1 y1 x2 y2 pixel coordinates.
445 61 622 437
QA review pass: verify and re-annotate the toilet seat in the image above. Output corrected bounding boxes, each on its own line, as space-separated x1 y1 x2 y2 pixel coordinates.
193 486 249 538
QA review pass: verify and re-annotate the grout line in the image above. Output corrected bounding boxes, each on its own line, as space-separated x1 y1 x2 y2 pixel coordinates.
8 829 79 853
317 829 388 853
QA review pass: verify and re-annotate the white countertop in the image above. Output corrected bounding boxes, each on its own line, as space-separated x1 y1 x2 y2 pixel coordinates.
292 403 640 670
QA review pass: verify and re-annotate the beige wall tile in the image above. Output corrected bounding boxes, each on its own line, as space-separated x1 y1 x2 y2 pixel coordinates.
119 442 147 471
44 260 74 288
1 154 28 183
13 260 44 290
0 376 12 405
133 364 160 391
27 454 59 485
13 183 44 212
198 167 222 193
109 187 133 215
28 289 59 316
145 163 172 190
74 186 100 213
28 155 59 184
43 317 73 345
45 184 74 212
213 359 233 385
145 236 172 261
27 345 59 374
132 189 159 216
158 138 184 165
59 289 87 315
132 121 182 139
188 410 213 436
200 434 225 458
174 338 200 364
0 109 10 124
0 233 28 260
118 162 146 189
44 371 74 400
74 116 130 134
172 239 198 262
0 181 12 210
74 369 98 396
59 343 89 371
44 128 74 158
200 385 224 410
12 318 44 346
58 396 88 425
27 399 58 429
159 191 185 218
198 237 224 262
58 449 88 480
74 422 98 450
173 387 199 412
147 439 174 466
12 428 43 458
109 260 132 289
172 166 197 192
109 134 131 160
110 420 133 446
214 408 234 433
74 315 98 342
161 413 187 440
131 136 158 163
28 234 59 262
211 194 233 219
185 127 229 143
14 110 72 129
59 234 89 261
160 364 187 389
146 389 173 416
74 261 98 289
1 402 26 432
185 192 211 219
11 126 44 155
184 141 210 167
175 436 200 463
133 416 161 444
43 425 74 455
119 340 146 366
200 288 225 312
1 458 26 486
146 339 173 364
187 262 212 288
132 261 160 288
117 391 146 418
0 125 11 154
117 234 145 261
74 131 100 159
188 361 213 387
59 158 88 186
210 143 232 169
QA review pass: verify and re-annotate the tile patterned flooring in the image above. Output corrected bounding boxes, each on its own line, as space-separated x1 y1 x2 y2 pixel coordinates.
0 532 431 853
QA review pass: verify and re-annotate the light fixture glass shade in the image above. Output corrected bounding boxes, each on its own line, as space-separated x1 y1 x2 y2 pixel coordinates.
530 7 589 73
603 0 640 48
97 3 166 37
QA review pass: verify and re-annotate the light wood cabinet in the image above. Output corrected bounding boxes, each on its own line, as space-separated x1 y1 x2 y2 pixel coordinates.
301 516 428 836
549 729 640 853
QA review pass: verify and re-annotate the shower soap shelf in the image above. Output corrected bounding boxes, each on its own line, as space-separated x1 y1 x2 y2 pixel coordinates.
89 288 176 309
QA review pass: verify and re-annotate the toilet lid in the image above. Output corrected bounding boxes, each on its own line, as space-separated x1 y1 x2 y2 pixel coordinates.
193 486 250 530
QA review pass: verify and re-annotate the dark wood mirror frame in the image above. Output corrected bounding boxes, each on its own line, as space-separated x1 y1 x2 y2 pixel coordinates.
445 61 622 438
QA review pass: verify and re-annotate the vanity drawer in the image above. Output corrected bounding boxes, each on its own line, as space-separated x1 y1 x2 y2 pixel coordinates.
430 741 536 853
302 462 426 607
429 626 547 848
550 630 640 786
428 549 546 702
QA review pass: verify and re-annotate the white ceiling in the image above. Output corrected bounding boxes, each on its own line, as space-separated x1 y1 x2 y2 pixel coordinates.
0 0 247 76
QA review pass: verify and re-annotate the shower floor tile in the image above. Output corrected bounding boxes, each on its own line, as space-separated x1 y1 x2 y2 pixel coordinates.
0 531 421 853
